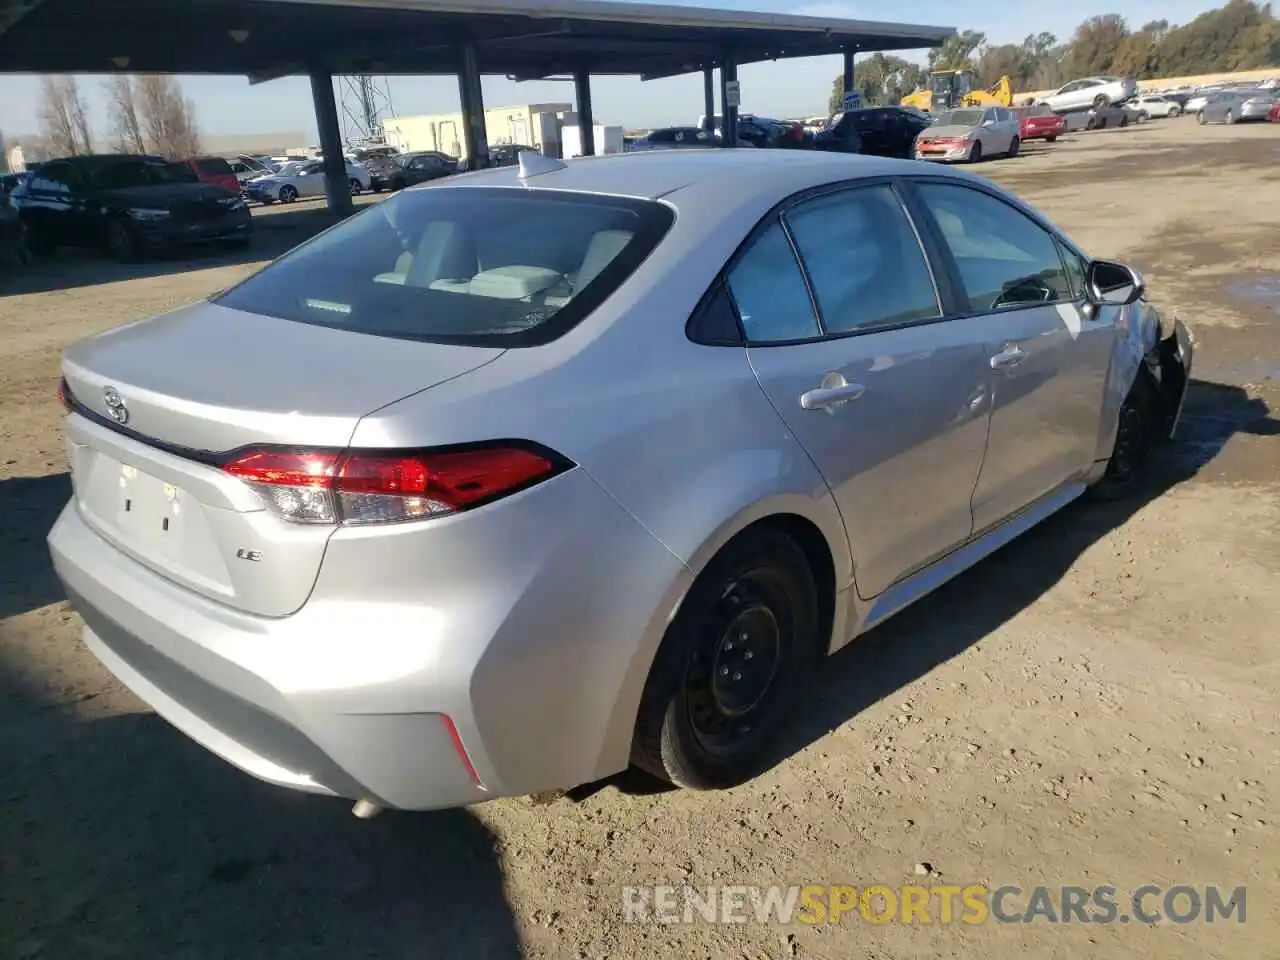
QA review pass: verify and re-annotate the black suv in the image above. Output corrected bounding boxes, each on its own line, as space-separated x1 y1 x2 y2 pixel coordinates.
813 106 932 159
11 154 251 261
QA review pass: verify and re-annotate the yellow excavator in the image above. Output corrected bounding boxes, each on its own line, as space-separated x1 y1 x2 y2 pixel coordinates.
901 70 1014 113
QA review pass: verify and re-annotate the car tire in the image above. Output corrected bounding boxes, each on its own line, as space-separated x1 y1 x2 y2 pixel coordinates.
968 141 983 163
1136 110 1149 123
1045 134 1058 143
631 526 822 790
1006 137 1020 158
1119 113 1129 128
105 217 138 262
1093 93 1111 108
1168 105 1181 118
1086 372 1160 502
278 185 298 203
1225 109 1236 125
390 177 407 192
349 178 363 195
1197 110 1207 125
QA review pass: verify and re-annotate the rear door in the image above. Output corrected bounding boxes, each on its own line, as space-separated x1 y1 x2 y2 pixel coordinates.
737 182 993 599
907 180 1116 532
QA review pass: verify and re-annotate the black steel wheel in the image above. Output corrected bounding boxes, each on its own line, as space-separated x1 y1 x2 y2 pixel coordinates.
632 527 821 789
105 218 138 262
278 184 298 203
1087 373 1160 502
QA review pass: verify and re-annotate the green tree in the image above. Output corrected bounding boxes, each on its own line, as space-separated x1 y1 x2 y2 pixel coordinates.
1062 14 1130 78
928 30 987 71
828 53 926 113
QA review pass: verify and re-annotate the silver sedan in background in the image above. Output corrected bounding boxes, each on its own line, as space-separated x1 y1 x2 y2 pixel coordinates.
49 150 1191 815
915 106 1022 163
1197 89 1277 123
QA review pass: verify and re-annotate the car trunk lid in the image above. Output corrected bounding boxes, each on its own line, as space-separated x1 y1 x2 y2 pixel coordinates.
62 300 503 616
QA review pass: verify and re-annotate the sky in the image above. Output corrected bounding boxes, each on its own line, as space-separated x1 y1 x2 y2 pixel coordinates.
0 0 1227 140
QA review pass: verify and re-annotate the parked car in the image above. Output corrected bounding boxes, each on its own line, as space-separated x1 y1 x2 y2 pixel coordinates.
628 128 722 151
1084 104 1134 130
489 144 540 167
11 154 250 260
1 171 28 196
242 159 372 204
174 156 240 193
1198 89 1278 124
47 150 1193 813
813 106 931 158
1012 104 1067 143
915 106 1021 162
1039 75 1138 113
1126 94 1183 119
377 151 458 191
349 145 401 190
228 155 275 186
0 189 28 265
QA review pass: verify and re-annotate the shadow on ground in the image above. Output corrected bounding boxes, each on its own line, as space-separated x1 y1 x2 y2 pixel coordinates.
0 705 522 958
0 473 71 620
0 203 363 297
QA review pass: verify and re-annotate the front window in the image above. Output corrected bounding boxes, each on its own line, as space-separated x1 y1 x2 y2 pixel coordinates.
914 183 1073 312
936 109 984 127
213 187 674 347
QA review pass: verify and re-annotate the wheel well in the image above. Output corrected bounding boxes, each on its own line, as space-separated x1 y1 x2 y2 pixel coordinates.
749 514 836 654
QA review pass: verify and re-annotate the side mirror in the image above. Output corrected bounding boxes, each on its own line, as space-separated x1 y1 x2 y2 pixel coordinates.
1087 259 1145 306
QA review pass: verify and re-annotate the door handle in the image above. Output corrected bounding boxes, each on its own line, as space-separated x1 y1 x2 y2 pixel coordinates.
989 345 1026 370
800 373 866 411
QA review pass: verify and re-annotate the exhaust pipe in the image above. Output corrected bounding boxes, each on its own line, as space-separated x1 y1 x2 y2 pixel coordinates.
351 798 383 819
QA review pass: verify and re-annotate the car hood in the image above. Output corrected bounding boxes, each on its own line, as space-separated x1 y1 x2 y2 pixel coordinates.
99 183 236 205
923 124 977 139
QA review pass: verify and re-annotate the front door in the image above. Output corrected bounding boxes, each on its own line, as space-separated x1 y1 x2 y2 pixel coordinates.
909 180 1117 531
730 183 993 599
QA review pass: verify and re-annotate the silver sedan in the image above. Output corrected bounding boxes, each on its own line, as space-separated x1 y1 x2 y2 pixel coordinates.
915 106 1022 162
49 149 1192 813
1197 89 1278 124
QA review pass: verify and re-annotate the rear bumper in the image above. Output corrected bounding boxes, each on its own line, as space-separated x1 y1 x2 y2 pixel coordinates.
48 466 690 810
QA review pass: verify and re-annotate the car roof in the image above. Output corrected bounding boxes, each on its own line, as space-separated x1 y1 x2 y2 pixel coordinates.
438 148 940 204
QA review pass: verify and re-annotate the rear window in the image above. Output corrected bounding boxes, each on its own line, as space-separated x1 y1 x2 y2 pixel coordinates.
213 187 675 347
195 157 234 175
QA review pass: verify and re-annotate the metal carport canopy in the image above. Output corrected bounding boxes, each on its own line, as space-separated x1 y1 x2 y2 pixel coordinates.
0 0 954 81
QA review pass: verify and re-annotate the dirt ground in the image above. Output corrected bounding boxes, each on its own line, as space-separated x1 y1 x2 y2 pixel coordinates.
2 120 1278 960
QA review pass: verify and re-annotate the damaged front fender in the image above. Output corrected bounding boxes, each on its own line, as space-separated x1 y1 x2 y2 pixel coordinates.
1094 302 1195 463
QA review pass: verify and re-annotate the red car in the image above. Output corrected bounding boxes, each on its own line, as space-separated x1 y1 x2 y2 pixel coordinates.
1013 104 1067 143
175 156 240 193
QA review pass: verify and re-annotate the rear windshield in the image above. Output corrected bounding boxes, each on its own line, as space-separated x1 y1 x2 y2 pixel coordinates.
213 187 675 347
195 157 233 175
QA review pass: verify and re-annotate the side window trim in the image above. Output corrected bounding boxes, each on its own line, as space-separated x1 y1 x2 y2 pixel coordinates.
900 177 1083 320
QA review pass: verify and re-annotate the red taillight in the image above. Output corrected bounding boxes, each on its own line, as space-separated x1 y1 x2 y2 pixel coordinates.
57 377 73 412
222 443 567 525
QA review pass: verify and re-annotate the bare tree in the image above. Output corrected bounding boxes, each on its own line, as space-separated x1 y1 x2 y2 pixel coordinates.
38 76 90 156
135 74 202 159
103 75 146 153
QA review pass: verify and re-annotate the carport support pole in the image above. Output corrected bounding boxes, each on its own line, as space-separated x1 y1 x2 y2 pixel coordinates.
457 42 490 170
573 69 595 157
309 71 353 216
702 67 715 130
842 49 854 102
719 55 738 146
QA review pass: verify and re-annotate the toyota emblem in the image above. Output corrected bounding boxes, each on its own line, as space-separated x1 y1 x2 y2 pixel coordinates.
103 385 129 425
